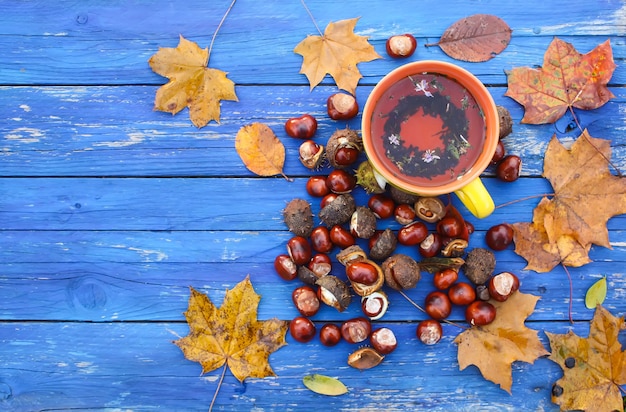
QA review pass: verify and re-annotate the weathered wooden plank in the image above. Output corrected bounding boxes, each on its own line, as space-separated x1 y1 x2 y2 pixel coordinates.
0 1 624 86
1 228 624 322
1 86 625 177
2 176 625 232
0 319 605 411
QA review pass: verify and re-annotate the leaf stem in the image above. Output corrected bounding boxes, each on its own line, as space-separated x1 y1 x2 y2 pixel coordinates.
398 290 467 330
207 0 238 64
300 0 323 36
209 363 228 412
567 105 622 177
495 193 554 209
561 263 574 324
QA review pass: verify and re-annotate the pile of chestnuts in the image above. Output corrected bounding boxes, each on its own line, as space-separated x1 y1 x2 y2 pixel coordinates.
277 90 521 370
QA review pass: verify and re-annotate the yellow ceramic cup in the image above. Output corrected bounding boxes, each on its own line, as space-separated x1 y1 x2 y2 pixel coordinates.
361 61 499 219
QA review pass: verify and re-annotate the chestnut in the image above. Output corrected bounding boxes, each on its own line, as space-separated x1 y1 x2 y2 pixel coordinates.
385 34 417 58
485 223 514 251
319 323 342 347
418 233 443 258
327 93 359 120
316 275 352 312
286 236 312 266
424 291 452 320
397 221 428 246
491 140 506 165
465 300 496 326
370 327 397 355
308 253 332 278
436 216 464 238
292 285 320 317
310 226 333 254
330 224 356 249
290 316 316 343
433 268 458 290
496 154 522 182
394 203 416 225
448 282 477 306
274 254 297 281
416 319 443 345
368 194 395 219
414 197 446 223
285 114 317 139
346 261 380 286
361 291 389 320
488 271 520 302
326 169 356 194
305 176 330 197
299 139 324 169
341 317 371 344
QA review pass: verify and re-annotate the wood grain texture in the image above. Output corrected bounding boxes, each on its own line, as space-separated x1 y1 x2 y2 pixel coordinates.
1 0 625 410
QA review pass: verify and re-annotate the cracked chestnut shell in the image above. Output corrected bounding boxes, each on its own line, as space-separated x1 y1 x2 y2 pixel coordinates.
319 193 356 227
347 347 384 370
368 228 397 261
350 206 377 239
316 275 352 312
326 128 362 169
382 254 421 291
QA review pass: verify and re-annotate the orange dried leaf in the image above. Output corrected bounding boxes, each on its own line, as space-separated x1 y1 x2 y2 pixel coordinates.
546 306 626 411
505 38 615 124
148 35 238 128
512 131 626 272
235 123 288 179
454 292 548 393
426 14 512 62
174 276 288 382
294 18 382 95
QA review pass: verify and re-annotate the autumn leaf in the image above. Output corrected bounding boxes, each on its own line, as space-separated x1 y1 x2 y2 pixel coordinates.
425 14 512 62
235 123 288 179
174 276 288 382
546 306 626 411
505 38 615 124
512 131 626 272
454 292 549 393
294 18 382 95
149 35 238 128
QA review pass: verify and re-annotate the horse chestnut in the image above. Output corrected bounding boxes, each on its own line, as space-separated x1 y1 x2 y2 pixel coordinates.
290 316 316 342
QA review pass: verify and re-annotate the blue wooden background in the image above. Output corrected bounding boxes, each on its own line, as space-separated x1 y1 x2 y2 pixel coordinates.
0 0 625 410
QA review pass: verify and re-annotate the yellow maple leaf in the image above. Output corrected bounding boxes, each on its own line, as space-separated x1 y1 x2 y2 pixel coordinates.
148 35 238 128
174 276 288 382
546 306 626 411
512 131 626 272
454 292 549 393
294 18 382 95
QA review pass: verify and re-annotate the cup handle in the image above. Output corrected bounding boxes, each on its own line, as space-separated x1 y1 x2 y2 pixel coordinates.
454 178 494 219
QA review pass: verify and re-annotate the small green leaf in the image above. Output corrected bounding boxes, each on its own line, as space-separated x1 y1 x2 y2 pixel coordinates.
303 374 348 396
585 276 607 309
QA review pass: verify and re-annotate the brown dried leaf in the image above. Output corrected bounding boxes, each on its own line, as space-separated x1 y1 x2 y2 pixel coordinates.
425 14 512 62
235 123 288 179
454 292 549 393
294 18 382 95
512 131 626 272
505 38 615 124
148 35 238 127
546 306 626 411
174 276 288 382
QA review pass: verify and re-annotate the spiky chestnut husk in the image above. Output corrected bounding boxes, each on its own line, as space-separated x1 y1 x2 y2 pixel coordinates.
283 198 313 237
497 105 513 139
369 228 397 261
463 248 496 285
326 128 363 169
389 186 420 205
319 194 356 227
382 254 421 291
355 161 386 194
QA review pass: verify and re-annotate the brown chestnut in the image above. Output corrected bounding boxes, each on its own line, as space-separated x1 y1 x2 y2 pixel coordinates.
386 34 417 58
370 327 397 355
285 114 317 139
418 233 443 258
465 301 496 326
488 271 520 302
287 236 312 266
448 282 477 306
424 291 452 320
416 319 443 345
319 323 342 347
292 285 320 317
397 221 428 246
496 155 522 182
327 93 359 120
290 316 316 343
341 317 372 344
